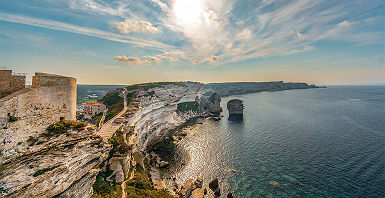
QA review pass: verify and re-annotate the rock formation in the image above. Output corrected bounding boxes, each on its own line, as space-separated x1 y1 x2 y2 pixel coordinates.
0 129 111 197
200 92 221 114
227 99 244 119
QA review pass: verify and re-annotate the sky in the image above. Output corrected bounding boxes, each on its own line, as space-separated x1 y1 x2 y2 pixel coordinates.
0 0 384 85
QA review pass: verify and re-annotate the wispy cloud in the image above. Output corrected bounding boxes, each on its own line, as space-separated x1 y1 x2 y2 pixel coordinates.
157 55 179 62
151 0 169 11
0 12 170 49
113 56 151 64
164 50 184 57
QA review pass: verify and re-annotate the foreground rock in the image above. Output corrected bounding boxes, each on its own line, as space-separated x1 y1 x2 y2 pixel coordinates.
0 129 111 197
178 177 205 198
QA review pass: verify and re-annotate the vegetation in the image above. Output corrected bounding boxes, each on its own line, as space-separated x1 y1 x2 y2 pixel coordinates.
43 120 87 138
0 186 6 194
125 165 172 198
92 176 122 198
108 129 130 156
99 91 124 122
33 167 56 177
177 101 200 113
8 115 18 122
126 82 186 92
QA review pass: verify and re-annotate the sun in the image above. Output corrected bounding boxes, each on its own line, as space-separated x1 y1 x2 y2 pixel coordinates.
173 0 203 27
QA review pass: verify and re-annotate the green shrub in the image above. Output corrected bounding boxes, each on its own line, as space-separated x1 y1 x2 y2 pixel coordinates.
108 130 130 156
17 142 22 145
8 116 18 122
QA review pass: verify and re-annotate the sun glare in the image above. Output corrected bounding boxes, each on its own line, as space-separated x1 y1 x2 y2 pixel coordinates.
173 0 203 26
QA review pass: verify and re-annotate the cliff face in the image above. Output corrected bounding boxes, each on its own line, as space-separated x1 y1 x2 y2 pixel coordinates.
0 129 111 197
205 81 320 96
127 82 205 151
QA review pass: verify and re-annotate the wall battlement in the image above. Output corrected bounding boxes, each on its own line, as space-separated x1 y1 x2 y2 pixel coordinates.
0 70 26 98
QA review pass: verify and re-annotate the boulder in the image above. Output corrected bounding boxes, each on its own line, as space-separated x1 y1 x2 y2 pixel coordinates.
178 179 195 198
209 178 221 197
209 178 219 190
190 188 204 198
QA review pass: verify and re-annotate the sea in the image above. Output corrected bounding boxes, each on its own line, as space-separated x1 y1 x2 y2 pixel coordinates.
173 85 385 197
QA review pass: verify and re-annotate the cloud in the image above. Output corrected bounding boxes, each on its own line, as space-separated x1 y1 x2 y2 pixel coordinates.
151 0 168 11
164 50 184 56
157 55 179 62
201 55 219 64
0 12 171 49
236 28 253 40
338 20 355 27
116 20 160 33
113 56 151 64
296 32 305 39
143 55 162 62
103 65 121 69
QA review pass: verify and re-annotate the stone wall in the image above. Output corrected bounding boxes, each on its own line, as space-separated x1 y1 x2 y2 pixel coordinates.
0 72 76 160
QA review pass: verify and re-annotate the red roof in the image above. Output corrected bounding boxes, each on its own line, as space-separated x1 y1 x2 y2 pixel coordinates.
85 102 104 106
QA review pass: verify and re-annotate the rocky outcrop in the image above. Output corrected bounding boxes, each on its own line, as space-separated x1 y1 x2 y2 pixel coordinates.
200 92 221 114
0 129 111 197
227 99 244 120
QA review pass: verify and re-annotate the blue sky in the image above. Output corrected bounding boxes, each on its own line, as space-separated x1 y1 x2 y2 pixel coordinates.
0 0 384 85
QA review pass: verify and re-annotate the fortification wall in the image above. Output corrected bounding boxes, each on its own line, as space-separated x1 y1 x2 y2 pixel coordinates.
0 73 77 157
0 70 26 98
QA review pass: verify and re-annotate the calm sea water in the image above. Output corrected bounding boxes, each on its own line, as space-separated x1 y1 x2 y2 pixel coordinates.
173 86 385 197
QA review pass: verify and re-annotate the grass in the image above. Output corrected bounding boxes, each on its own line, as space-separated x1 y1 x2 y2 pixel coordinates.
43 120 87 138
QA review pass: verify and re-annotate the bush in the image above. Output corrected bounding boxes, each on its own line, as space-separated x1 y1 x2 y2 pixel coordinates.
8 116 18 122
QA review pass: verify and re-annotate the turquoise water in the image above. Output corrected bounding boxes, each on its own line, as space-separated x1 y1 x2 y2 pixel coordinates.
174 86 385 197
